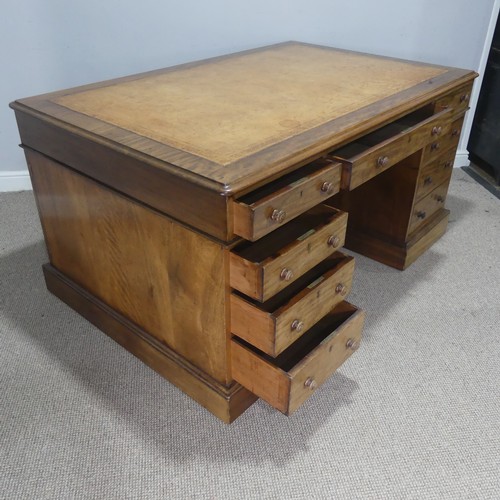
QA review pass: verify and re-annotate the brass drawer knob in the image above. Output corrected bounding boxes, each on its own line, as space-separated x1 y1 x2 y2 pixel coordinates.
304 377 317 390
377 155 389 168
280 268 294 281
346 338 359 351
327 235 340 248
270 209 286 224
430 142 440 151
460 93 470 103
335 283 347 296
451 128 461 137
320 181 335 195
431 126 442 136
416 210 426 219
436 195 445 203
291 319 304 332
424 176 433 186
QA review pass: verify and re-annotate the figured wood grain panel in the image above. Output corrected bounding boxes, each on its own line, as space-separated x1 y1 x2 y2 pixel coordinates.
27 149 229 383
43 264 257 422
54 44 447 166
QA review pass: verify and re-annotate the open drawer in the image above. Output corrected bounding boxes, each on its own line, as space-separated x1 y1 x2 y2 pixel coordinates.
233 158 342 241
231 252 355 356
231 301 365 415
230 204 348 302
329 107 452 190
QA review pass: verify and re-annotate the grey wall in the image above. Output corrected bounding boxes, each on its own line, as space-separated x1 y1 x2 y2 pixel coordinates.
0 0 495 176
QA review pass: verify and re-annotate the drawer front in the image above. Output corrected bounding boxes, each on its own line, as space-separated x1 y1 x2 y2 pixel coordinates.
233 159 342 241
231 253 355 356
330 109 452 190
231 302 365 415
408 181 450 234
434 84 473 115
415 149 455 202
422 115 464 165
230 205 348 302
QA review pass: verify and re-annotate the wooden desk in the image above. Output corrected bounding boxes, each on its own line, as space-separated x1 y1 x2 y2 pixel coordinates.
10 42 477 422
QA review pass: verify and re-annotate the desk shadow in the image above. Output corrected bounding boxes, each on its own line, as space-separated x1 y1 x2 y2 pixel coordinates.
0 240 358 466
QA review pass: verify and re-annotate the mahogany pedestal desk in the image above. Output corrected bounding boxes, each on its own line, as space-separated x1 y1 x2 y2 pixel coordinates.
10 42 477 422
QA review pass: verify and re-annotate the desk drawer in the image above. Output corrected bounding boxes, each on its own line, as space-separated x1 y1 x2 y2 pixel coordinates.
233 159 341 241
231 302 364 415
415 149 455 202
422 115 464 165
329 108 452 190
408 181 450 235
230 205 348 302
231 253 355 356
434 84 472 115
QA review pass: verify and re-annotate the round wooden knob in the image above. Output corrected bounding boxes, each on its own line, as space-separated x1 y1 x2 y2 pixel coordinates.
445 161 453 168
377 156 389 168
424 176 433 186
436 195 445 203
327 235 340 248
431 126 442 136
346 338 359 351
416 210 426 219
270 209 286 224
460 93 470 103
451 128 461 137
320 181 334 195
335 283 347 296
304 377 317 390
291 319 304 332
430 142 440 151
280 268 294 281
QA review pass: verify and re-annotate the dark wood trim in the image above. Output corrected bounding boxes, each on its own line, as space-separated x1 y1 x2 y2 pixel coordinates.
43 264 257 423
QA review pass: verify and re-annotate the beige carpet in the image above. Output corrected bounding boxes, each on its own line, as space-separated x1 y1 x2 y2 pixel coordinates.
1 169 499 499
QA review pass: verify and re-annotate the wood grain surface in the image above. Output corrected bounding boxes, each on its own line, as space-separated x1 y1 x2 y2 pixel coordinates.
27 149 230 383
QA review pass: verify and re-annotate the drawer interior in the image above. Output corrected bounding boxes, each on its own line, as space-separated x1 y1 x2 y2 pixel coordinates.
330 106 435 159
232 204 344 263
234 302 359 372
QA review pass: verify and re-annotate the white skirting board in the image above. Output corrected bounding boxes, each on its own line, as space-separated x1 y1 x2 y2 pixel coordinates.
0 170 33 192
454 149 471 168
0 151 472 193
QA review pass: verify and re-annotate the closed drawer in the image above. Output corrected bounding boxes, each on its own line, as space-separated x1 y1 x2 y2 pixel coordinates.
231 253 355 356
233 159 342 241
329 108 452 190
230 204 348 302
422 115 464 165
408 181 450 234
434 84 473 115
231 302 365 415
415 149 455 202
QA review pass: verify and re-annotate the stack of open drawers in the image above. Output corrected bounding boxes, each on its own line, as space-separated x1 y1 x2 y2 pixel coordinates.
229 159 365 415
